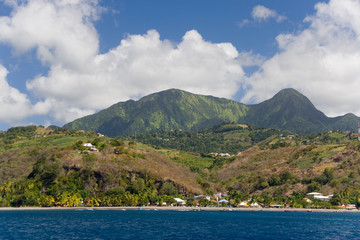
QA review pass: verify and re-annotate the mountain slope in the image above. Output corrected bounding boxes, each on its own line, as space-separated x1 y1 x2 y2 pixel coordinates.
0 126 205 206
64 89 249 137
245 88 331 134
329 113 360 132
64 88 360 136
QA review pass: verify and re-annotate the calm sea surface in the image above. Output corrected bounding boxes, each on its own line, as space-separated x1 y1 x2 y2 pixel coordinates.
0 210 359 239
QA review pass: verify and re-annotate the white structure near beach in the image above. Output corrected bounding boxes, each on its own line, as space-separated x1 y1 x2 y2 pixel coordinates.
306 192 333 201
174 198 186 205
239 201 261 208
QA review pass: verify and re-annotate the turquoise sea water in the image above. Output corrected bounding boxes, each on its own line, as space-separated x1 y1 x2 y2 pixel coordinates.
0 210 359 239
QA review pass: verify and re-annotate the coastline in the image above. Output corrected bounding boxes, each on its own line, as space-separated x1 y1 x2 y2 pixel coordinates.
0 206 358 212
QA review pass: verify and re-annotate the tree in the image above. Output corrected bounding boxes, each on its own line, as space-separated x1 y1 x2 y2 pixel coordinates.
124 191 138 206
260 195 273 207
127 178 145 194
307 181 321 193
39 195 55 207
199 198 210 207
159 182 177 196
186 198 196 207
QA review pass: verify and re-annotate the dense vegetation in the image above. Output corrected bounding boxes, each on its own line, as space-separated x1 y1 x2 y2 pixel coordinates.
64 89 248 136
1 124 360 208
64 88 360 136
0 126 203 207
127 124 292 155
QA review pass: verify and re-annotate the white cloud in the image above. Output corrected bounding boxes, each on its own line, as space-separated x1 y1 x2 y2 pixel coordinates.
6 0 360 127
237 19 249 28
243 0 360 117
0 0 100 70
26 29 246 122
0 64 45 122
0 0 249 123
252 5 286 22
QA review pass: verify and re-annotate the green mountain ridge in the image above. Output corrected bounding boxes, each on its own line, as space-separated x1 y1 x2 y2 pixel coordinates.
64 88 360 136
245 88 331 133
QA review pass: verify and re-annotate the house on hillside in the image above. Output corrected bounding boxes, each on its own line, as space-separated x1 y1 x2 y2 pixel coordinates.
83 143 99 152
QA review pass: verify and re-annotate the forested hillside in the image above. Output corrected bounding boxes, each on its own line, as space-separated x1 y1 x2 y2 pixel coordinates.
64 88 360 136
1 125 360 208
128 124 293 155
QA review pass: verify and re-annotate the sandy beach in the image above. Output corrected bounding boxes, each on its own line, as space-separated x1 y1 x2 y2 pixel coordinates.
0 206 358 212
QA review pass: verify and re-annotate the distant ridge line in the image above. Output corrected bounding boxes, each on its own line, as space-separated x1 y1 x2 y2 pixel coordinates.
63 88 360 136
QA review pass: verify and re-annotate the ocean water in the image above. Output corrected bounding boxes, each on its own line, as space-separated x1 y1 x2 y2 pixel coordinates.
0 210 359 239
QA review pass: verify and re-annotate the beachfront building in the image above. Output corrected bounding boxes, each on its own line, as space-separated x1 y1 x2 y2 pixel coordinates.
238 201 261 208
239 201 249 207
306 192 333 201
344 204 357 210
194 195 211 201
174 198 186 205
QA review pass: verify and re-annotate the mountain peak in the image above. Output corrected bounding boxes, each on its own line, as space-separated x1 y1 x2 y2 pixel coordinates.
64 88 360 136
246 88 330 133
273 88 308 100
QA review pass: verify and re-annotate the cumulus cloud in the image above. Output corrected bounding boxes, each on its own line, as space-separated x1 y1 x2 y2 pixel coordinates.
26 29 246 122
243 0 360 117
252 5 286 22
0 0 249 123
0 0 100 70
0 64 47 122
5 0 360 127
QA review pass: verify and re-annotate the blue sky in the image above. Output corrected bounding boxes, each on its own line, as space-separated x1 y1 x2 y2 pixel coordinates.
0 0 359 131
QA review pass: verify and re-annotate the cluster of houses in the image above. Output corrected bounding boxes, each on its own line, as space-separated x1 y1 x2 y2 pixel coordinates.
209 153 231 157
161 192 358 210
306 192 357 210
164 193 262 208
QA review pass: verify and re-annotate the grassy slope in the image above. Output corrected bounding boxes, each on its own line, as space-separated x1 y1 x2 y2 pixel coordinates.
0 127 203 194
2 125 360 201
214 131 360 196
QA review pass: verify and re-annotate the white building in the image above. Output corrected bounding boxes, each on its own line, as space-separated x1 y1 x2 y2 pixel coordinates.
83 143 99 152
306 192 333 201
174 198 186 205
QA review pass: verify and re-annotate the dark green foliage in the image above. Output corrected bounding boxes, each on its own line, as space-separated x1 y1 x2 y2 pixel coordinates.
127 178 145 194
110 138 124 147
186 198 196 206
280 171 297 184
64 89 249 136
130 123 291 155
307 181 321 192
74 140 84 150
159 182 178 196
7 126 37 137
